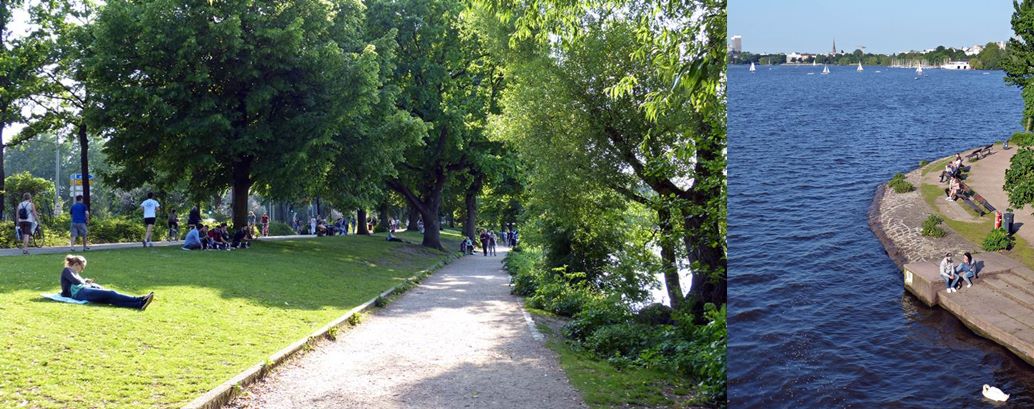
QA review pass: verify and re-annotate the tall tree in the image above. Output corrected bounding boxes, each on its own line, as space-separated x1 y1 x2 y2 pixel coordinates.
0 0 52 220
21 0 99 209
1006 0 1034 131
88 0 388 229
367 0 501 250
485 0 726 314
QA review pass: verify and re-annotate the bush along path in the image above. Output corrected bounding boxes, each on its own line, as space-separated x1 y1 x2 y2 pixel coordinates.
226 247 585 409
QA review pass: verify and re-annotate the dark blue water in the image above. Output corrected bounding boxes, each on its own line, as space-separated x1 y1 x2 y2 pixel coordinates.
728 65 1033 408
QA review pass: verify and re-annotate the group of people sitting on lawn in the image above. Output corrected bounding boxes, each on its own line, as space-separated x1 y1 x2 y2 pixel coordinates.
181 223 252 251
939 252 978 293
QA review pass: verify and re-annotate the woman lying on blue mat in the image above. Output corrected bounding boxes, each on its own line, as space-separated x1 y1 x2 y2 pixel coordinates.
60 255 154 310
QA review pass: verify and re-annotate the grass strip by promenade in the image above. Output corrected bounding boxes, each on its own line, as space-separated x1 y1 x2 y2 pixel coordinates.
0 229 461 408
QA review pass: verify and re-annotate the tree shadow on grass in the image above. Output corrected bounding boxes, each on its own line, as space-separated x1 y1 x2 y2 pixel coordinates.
0 235 454 312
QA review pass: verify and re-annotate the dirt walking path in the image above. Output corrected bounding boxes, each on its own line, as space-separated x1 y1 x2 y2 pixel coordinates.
226 247 585 409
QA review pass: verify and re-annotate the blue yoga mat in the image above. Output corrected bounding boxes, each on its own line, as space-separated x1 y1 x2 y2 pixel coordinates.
41 293 88 304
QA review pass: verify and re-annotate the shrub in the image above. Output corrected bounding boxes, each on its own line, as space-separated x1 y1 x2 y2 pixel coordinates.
982 227 1014 251
0 220 16 248
635 303 675 325
89 217 146 244
564 295 631 340
505 249 543 296
1011 131 1034 147
921 214 945 238
266 222 295 236
583 322 660 359
1005 148 1034 208
888 173 914 193
919 160 929 167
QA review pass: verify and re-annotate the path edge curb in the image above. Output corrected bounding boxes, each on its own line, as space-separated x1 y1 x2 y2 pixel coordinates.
181 249 463 409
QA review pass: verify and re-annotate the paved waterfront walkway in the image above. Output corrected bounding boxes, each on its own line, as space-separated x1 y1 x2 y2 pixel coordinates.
891 144 1034 366
226 248 585 409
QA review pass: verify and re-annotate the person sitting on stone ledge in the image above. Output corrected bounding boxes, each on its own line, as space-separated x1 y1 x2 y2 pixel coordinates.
940 253 960 294
941 162 955 183
953 252 977 290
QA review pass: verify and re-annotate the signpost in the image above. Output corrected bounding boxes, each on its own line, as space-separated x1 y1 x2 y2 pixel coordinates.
68 173 94 198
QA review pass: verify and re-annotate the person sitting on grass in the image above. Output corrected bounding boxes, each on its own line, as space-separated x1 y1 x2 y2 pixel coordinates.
61 254 154 310
954 252 977 289
939 253 959 293
232 226 250 249
209 225 229 250
182 225 202 250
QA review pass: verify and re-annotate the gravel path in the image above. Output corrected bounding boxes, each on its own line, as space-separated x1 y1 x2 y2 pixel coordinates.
226 247 585 409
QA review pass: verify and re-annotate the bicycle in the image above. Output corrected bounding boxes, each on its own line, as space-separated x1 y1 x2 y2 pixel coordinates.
17 223 44 248
32 224 44 248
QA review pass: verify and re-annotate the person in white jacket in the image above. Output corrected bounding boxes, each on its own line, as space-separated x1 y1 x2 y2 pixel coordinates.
940 253 959 293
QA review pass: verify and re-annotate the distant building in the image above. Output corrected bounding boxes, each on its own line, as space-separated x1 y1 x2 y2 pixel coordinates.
965 44 984 56
786 52 815 63
830 39 837 56
731 35 742 53
941 60 970 70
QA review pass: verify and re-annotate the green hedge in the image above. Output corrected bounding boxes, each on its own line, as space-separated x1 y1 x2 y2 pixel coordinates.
266 222 295 236
503 249 726 404
888 172 914 193
1011 131 1034 147
982 227 1014 251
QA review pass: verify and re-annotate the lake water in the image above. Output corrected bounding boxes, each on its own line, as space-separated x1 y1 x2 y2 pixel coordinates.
728 65 1034 407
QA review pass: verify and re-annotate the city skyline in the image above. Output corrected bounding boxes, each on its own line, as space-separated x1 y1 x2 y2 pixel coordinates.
729 0 1014 54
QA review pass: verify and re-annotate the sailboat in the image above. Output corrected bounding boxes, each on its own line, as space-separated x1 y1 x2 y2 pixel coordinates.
915 64 923 76
856 61 863 72
749 62 756 73
821 64 830 75
812 60 817 66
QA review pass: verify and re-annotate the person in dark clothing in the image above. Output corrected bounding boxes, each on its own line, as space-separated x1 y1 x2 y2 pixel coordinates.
479 230 490 256
60 255 154 310
232 226 250 248
187 206 202 229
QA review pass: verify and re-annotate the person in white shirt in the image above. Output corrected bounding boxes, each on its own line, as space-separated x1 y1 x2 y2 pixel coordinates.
939 253 959 293
140 192 161 247
16 193 40 255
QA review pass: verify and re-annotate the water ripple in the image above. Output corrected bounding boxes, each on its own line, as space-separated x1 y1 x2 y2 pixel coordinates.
729 65 1034 407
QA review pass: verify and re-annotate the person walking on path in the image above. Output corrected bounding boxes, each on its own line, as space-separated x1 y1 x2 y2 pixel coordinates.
140 192 161 247
187 205 202 229
248 211 257 235
16 193 40 255
261 212 270 237
69 195 90 251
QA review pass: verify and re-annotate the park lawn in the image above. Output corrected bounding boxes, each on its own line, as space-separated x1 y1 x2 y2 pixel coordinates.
917 178 1034 269
0 232 461 408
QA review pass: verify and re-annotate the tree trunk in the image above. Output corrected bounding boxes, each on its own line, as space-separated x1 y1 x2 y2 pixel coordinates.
658 208 684 310
387 176 446 251
683 212 726 319
420 201 443 249
357 208 369 235
376 200 390 232
407 204 420 231
463 173 483 241
78 122 91 210
230 158 253 230
0 138 5 221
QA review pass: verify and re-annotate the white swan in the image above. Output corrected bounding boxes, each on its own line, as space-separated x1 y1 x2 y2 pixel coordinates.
983 384 1009 402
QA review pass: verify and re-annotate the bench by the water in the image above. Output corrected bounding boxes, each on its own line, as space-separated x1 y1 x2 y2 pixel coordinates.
965 144 994 161
951 180 997 216
903 255 1034 366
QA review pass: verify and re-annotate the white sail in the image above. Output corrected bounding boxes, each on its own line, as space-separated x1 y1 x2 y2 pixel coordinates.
857 61 863 72
821 64 830 75
749 62 756 72
916 64 923 75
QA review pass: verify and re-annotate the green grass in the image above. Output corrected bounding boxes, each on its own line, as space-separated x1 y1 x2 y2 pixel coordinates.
918 180 1034 268
532 315 694 408
0 231 461 408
